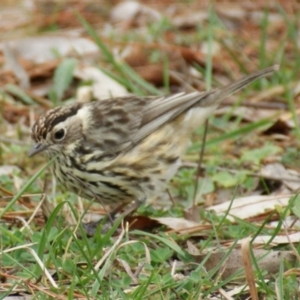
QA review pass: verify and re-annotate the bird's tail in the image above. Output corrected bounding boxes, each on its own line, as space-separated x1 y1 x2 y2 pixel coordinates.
198 65 279 108
179 65 278 133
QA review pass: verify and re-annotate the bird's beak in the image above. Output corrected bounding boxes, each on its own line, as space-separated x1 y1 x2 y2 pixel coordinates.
28 143 48 157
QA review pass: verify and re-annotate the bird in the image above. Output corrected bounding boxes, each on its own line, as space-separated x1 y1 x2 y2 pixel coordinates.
29 66 278 211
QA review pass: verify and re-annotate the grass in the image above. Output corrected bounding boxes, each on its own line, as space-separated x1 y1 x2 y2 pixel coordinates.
1 2 300 299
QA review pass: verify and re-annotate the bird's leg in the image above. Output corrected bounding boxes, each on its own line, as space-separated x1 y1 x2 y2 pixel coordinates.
82 199 144 237
62 173 145 236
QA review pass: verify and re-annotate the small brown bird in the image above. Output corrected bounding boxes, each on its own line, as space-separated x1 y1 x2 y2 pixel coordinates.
29 66 278 208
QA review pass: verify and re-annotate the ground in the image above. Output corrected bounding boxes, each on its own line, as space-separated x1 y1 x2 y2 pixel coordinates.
0 0 300 299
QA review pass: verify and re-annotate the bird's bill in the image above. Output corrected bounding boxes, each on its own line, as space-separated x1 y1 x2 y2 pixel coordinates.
28 143 48 157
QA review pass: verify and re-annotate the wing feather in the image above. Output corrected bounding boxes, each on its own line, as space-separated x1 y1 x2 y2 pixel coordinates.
89 66 278 154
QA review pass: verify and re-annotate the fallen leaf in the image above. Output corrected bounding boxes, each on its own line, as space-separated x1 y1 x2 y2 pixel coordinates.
195 249 296 279
209 194 293 221
1 36 99 63
74 66 129 99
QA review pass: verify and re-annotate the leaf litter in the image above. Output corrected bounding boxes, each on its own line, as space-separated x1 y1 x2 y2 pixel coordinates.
0 0 300 299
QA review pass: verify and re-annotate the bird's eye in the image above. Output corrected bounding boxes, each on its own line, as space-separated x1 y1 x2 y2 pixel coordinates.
54 129 65 140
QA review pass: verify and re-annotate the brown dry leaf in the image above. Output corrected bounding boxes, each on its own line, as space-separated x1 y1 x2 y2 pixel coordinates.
74 66 129 100
237 232 300 247
186 240 201 256
0 165 23 193
34 1 107 29
0 165 20 177
2 43 29 89
260 163 300 192
1 59 60 100
110 1 162 26
2 102 31 124
0 36 99 64
124 215 159 231
183 205 201 223
133 63 184 86
121 44 148 67
263 119 294 136
194 249 296 280
121 215 211 234
0 4 33 36
241 238 258 300
209 194 293 221
172 11 209 29
122 44 192 86
1 294 32 300
154 217 214 235
152 217 199 231
117 258 138 284
122 42 239 86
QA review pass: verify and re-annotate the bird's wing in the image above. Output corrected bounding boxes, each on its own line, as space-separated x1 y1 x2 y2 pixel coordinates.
133 65 278 145
90 66 277 154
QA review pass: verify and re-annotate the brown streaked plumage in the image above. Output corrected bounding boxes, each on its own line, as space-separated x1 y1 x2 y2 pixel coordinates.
29 66 278 206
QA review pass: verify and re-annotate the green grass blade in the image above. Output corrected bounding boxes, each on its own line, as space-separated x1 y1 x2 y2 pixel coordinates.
50 58 77 104
0 157 56 219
